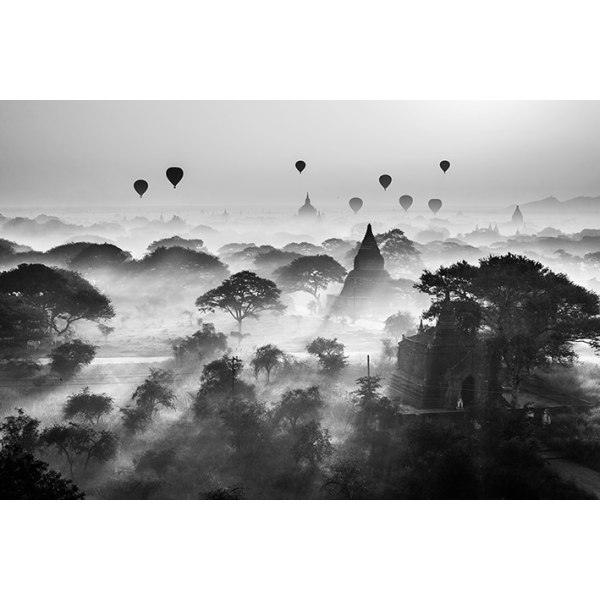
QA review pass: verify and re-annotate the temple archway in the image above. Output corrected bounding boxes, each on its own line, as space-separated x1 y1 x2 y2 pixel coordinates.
461 375 475 407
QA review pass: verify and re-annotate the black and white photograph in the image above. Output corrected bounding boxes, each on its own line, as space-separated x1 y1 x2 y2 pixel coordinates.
3 100 600 500
2 2 599 599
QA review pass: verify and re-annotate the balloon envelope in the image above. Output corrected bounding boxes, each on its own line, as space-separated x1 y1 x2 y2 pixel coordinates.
379 174 392 190
349 197 363 213
133 179 148 198
440 160 450 173
428 198 442 215
295 160 306 174
399 194 413 211
166 167 184 188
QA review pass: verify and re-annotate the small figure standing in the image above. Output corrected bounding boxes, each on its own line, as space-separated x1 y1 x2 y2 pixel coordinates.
456 397 464 410
542 409 552 426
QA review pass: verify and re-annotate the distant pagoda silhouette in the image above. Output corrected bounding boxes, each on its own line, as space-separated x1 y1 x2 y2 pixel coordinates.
511 205 524 229
332 224 394 318
298 193 318 218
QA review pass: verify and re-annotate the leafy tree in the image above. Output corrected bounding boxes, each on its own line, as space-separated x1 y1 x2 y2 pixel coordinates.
49 339 96 378
194 355 254 417
121 369 176 432
275 255 346 304
40 422 118 476
0 445 84 499
63 387 114 425
0 408 40 453
147 236 204 253
196 271 285 334
0 294 47 354
220 396 267 454
306 337 348 376
137 246 228 281
0 263 114 335
417 253 600 403
69 243 132 271
381 338 396 363
253 249 302 274
251 344 285 383
384 311 416 341
98 323 115 344
172 323 228 364
274 386 324 433
292 421 333 467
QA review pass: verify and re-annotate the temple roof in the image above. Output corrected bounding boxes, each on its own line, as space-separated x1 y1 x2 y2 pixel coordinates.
353 223 384 271
298 193 317 216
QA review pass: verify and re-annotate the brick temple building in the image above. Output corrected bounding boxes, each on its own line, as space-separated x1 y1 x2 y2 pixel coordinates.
388 297 495 410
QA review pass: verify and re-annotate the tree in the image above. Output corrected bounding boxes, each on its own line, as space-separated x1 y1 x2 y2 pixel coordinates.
0 408 40 453
49 339 96 378
40 423 117 476
384 311 416 341
196 271 285 334
121 369 176 432
0 445 84 499
137 247 228 282
292 421 333 467
0 263 115 335
69 243 132 271
417 253 600 404
275 255 346 305
306 337 348 376
251 344 285 383
97 323 115 344
194 355 254 418
63 387 114 425
147 236 204 253
274 386 324 433
381 338 396 363
172 323 228 364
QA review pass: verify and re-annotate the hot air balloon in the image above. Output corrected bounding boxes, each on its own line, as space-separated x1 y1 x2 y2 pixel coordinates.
379 174 392 190
295 160 306 174
399 194 413 212
349 197 363 214
428 198 442 215
440 160 450 173
166 167 184 188
134 179 148 198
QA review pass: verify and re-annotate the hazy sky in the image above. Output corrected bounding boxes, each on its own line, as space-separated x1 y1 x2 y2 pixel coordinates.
1 101 600 212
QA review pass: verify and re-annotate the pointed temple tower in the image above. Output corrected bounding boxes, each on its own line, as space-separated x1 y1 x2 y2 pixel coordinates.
511 205 524 229
298 193 318 218
332 224 393 317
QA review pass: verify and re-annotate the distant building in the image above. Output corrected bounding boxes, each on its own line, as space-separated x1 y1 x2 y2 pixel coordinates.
331 223 394 318
298 193 318 218
512 205 524 229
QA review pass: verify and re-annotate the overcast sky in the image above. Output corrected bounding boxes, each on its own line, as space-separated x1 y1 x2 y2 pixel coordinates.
1 101 600 212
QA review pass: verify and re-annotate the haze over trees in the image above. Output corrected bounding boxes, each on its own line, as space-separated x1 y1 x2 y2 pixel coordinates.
275 254 347 304
196 271 285 334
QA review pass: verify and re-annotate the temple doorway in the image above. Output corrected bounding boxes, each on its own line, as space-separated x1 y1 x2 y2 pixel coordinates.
461 375 475 407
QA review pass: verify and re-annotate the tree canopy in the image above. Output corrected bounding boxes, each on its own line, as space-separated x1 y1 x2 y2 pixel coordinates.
0 263 114 336
416 253 600 402
275 254 347 301
196 271 285 334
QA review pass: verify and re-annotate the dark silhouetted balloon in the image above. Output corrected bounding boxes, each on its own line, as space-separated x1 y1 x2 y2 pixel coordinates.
134 180 148 198
166 167 184 188
440 160 450 173
349 197 363 213
379 174 392 190
428 198 442 215
295 160 306 174
399 195 413 212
